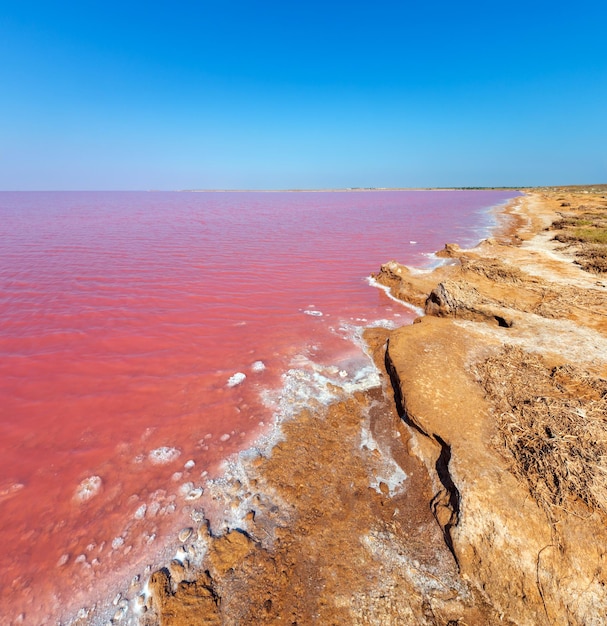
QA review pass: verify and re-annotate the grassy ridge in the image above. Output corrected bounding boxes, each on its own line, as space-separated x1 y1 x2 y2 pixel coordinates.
547 189 607 273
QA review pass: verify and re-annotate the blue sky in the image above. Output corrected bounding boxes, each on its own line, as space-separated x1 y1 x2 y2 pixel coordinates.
1 0 606 189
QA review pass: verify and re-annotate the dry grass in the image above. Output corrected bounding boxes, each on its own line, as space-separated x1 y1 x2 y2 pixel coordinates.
475 346 607 517
460 257 527 284
550 207 607 274
577 245 607 274
536 184 607 198
531 283 607 319
553 226 607 246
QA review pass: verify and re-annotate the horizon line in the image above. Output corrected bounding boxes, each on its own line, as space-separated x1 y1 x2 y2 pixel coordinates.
2 184 605 193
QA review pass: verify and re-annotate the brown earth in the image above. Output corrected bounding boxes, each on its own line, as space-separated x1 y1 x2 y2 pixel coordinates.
133 186 607 625
137 381 501 625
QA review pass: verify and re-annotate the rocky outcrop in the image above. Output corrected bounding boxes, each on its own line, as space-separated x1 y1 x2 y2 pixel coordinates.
378 189 607 625
386 317 607 625
386 317 554 624
137 365 506 625
146 568 221 626
424 279 514 327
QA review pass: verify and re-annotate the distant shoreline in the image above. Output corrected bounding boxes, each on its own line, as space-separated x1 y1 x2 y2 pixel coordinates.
2 185 604 193
179 184 606 193
181 186 530 193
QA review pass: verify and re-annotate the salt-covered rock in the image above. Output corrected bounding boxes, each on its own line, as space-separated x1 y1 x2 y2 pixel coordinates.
148 447 181 465
227 372 246 387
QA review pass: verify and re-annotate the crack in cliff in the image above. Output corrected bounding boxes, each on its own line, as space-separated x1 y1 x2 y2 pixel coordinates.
384 340 461 566
430 436 461 561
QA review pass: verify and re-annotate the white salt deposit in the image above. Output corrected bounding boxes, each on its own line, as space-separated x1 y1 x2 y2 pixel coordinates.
0 482 24 500
366 276 424 316
74 476 102 502
111 537 124 550
147 501 160 516
303 310 323 316
184 487 203 501
148 447 181 465
178 482 194 497
227 372 246 387
251 360 266 372
360 423 408 496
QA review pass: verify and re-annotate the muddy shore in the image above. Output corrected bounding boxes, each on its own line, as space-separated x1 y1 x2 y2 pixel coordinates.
88 186 607 625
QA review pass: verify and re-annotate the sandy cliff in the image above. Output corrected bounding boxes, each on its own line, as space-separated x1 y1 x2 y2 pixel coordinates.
123 186 607 625
377 187 607 625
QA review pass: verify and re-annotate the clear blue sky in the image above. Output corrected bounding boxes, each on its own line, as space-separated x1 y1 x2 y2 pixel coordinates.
1 0 606 189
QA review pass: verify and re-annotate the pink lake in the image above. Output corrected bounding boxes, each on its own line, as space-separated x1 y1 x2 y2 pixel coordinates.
0 190 519 623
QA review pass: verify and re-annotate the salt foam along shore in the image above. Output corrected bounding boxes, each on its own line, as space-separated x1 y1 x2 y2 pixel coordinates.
52 191 522 626
1 190 521 625
127 193 537 626
59 320 407 626
159 185 607 626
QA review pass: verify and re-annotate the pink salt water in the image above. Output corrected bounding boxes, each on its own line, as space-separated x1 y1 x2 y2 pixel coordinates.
0 190 519 623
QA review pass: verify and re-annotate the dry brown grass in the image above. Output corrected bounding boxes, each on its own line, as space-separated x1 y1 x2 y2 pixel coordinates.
551 216 596 230
475 346 607 517
460 257 527 284
549 206 607 274
531 283 607 319
577 245 607 274
536 184 607 197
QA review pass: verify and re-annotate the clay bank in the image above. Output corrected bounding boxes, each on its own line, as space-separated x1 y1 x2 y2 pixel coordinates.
72 186 607 626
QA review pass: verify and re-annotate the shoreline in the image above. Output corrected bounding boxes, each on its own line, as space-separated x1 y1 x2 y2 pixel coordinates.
70 186 607 625
373 186 607 623
3 190 511 626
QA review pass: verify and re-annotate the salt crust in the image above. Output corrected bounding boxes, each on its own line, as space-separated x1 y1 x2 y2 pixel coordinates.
62 319 400 625
456 315 607 372
359 408 408 497
227 371 246 387
366 276 424 316
148 446 181 465
74 475 102 502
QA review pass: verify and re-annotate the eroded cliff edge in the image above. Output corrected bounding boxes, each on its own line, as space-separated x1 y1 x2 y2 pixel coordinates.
124 187 607 626
377 186 607 625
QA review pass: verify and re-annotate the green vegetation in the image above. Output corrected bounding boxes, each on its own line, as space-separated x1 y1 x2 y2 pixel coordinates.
573 227 607 245
548 194 607 274
552 217 594 229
